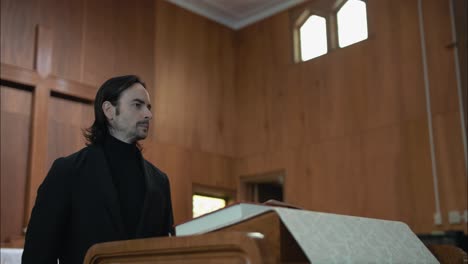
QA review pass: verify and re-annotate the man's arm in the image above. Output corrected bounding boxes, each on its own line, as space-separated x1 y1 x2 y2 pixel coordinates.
164 176 175 236
22 158 71 264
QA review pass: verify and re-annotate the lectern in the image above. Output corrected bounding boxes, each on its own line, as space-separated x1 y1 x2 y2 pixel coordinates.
84 206 441 263
84 211 307 263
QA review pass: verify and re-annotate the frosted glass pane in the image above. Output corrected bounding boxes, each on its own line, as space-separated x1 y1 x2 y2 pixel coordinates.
300 15 328 61
192 194 226 218
337 0 368 48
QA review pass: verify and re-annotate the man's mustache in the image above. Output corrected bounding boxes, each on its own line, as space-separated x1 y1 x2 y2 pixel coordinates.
137 121 149 126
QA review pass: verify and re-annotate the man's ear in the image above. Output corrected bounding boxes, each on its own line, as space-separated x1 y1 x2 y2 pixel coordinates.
102 101 115 121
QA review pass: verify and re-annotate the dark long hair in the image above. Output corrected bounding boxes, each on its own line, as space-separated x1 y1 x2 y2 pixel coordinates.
83 75 146 146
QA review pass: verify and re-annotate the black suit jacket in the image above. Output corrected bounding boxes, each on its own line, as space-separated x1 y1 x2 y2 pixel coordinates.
22 145 174 264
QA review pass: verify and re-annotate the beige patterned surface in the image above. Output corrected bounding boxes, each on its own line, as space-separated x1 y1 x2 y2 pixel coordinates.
274 208 439 263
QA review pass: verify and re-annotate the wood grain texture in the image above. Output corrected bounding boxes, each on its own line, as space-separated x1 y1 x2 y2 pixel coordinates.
35 25 53 77
0 0 39 69
0 64 40 86
24 82 50 227
82 0 155 88
234 0 465 234
453 0 467 134
427 244 468 263
0 0 154 86
400 119 436 233
48 77 96 101
1 0 158 234
433 112 467 232
1 0 235 232
218 211 308 263
38 0 84 81
423 0 467 233
147 141 235 224
154 0 236 157
395 0 427 121
423 0 460 115
0 0 83 81
1 0 465 238
46 96 93 173
0 86 32 244
84 232 265 264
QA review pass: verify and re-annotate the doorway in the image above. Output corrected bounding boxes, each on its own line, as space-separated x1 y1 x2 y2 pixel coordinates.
239 170 285 203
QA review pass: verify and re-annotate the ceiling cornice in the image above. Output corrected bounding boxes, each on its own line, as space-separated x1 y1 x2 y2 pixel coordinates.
166 0 306 30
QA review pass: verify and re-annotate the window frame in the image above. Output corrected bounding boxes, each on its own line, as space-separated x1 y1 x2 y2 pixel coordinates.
191 184 235 218
291 0 369 63
335 0 369 48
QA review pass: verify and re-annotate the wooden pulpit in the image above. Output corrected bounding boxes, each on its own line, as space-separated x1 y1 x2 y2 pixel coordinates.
84 211 308 264
84 205 449 263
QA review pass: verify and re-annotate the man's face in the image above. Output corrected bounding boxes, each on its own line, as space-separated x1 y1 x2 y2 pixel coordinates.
106 83 152 143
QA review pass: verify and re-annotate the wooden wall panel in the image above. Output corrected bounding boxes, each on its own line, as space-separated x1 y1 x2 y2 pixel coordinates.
433 112 467 232
453 0 467 133
360 126 402 221
401 119 436 233
0 86 32 243
0 0 38 69
424 0 467 233
82 0 155 89
236 25 271 156
2 0 464 239
0 0 84 81
300 136 364 217
234 0 466 234
320 48 366 139
0 0 155 88
362 0 401 130
46 96 93 171
38 0 84 81
80 0 116 86
146 141 234 224
148 143 193 225
154 0 236 157
424 0 459 115
149 0 238 223
1 0 237 235
396 0 426 121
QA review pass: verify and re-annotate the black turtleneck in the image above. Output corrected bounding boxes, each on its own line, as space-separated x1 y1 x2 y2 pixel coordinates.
103 135 146 238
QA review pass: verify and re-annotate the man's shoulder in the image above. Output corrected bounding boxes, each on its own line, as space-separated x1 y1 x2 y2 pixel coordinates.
142 160 168 179
54 145 99 167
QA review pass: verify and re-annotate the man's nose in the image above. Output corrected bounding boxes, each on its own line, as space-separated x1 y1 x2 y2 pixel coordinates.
145 107 152 120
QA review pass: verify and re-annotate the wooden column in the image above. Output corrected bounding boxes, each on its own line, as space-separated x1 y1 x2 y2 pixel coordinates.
24 26 53 228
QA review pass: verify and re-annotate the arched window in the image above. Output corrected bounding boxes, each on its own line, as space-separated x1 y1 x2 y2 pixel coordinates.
300 15 328 61
292 0 368 63
337 0 368 48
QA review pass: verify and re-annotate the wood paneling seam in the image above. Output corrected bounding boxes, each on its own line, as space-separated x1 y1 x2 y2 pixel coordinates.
79 0 88 82
418 0 441 225
449 0 468 176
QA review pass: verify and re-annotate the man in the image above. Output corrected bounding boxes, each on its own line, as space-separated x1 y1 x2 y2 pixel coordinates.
22 75 174 264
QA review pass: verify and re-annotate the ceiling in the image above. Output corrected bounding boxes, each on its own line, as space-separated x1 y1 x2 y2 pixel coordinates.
166 0 306 30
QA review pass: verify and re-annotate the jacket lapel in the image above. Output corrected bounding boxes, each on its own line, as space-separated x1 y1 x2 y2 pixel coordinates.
88 146 125 237
135 155 159 237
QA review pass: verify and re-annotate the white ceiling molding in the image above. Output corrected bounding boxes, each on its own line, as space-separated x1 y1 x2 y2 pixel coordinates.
166 0 306 30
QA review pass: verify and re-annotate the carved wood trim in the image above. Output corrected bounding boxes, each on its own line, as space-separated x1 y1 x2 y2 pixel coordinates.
84 232 265 264
0 64 40 86
1 24 97 230
48 76 96 101
24 81 50 228
34 26 53 78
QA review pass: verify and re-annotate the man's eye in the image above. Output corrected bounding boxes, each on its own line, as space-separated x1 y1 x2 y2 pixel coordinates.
135 103 142 108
